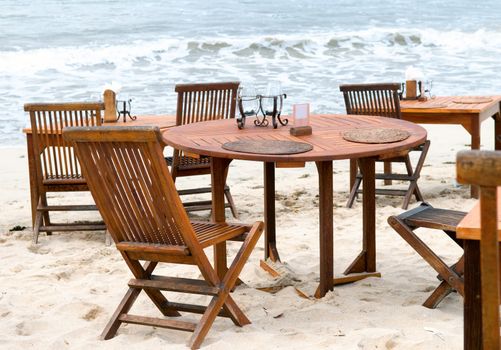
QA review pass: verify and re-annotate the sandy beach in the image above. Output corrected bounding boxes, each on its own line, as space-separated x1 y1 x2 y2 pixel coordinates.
0 120 491 349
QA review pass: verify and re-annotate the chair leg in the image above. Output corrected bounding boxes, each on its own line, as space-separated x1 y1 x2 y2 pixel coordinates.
189 222 263 349
412 182 424 203
224 186 238 219
384 161 392 185
40 193 52 236
423 280 454 309
220 294 250 326
401 156 418 209
349 159 357 192
33 205 43 244
101 287 142 340
411 140 430 202
189 294 230 349
387 215 464 306
346 176 362 208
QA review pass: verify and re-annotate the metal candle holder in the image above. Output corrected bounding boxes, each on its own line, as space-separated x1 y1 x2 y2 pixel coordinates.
237 91 288 129
399 80 433 100
116 99 137 122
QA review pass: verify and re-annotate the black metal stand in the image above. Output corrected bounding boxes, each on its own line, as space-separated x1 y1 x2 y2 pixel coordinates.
237 93 288 129
116 99 137 123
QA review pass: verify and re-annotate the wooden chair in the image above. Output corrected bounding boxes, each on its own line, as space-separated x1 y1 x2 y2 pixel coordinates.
388 203 466 308
166 82 240 218
340 83 431 209
24 102 106 243
457 150 501 350
63 125 263 349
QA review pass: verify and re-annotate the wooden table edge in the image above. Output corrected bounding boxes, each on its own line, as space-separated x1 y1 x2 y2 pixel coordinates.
161 115 428 163
457 187 501 241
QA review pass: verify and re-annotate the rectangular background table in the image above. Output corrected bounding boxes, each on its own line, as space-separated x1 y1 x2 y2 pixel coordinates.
401 96 501 198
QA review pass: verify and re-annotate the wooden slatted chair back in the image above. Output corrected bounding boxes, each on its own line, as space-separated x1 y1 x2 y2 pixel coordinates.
24 102 104 185
175 82 240 126
457 150 501 350
339 83 402 119
63 126 197 249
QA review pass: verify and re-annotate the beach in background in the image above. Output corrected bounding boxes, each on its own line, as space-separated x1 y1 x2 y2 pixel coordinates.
1 1 500 349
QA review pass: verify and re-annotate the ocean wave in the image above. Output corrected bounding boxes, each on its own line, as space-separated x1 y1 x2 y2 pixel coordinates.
3 26 501 146
1 28 499 75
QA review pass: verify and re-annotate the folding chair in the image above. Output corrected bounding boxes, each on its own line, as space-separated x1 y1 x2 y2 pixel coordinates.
24 102 106 243
340 83 430 209
388 202 466 308
63 125 263 349
166 82 240 218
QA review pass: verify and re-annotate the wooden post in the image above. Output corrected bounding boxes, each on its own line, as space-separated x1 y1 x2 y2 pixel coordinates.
264 162 279 261
464 240 482 350
315 160 334 298
103 89 117 123
479 187 500 350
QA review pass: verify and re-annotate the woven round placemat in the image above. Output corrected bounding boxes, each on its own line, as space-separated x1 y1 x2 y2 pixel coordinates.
452 97 493 104
342 128 411 144
222 140 313 155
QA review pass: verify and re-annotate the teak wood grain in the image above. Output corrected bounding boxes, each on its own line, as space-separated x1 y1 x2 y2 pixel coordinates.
23 111 176 243
162 114 427 297
63 126 263 349
401 95 501 198
162 114 426 162
24 102 107 243
401 96 501 115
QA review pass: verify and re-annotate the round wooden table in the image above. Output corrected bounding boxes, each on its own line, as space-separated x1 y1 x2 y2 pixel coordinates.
162 114 427 297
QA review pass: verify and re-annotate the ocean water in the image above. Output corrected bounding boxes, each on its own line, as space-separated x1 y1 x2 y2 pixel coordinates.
2 0 501 145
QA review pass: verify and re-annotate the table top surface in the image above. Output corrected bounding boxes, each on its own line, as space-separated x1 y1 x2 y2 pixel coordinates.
161 114 427 162
400 96 501 114
113 114 176 128
23 114 177 134
457 187 501 241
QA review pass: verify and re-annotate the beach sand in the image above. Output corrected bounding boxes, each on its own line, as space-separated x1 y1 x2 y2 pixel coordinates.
0 121 490 349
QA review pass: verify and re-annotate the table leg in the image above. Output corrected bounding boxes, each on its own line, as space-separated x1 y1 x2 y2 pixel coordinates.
470 118 481 198
344 157 378 274
464 240 482 350
315 160 334 298
264 162 280 262
211 157 232 280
